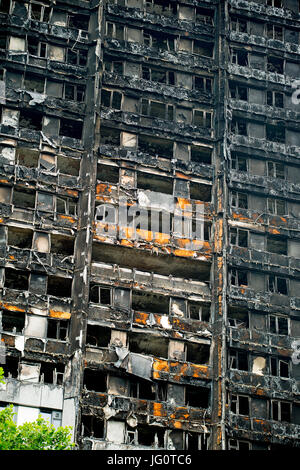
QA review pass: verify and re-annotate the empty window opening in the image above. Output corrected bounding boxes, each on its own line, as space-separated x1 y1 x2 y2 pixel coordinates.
1 310 25 334
193 41 214 57
47 319 69 341
4 268 29 291
267 0 282 6
191 146 212 165
231 16 247 33
40 362 64 385
268 275 288 295
51 234 74 256
100 126 120 146
132 290 169 315
129 377 155 400
228 439 251 450
229 83 248 101
106 22 124 40
267 56 284 74
186 385 210 408
7 226 33 249
13 188 35 209
193 110 212 128
271 401 291 423
231 191 248 209
229 349 249 371
267 24 283 41
47 276 72 298
57 155 80 176
104 58 123 75
97 164 119 183
83 369 107 392
137 172 173 195
141 99 174 121
144 30 174 52
0 0 10 13
231 49 248 66
138 135 173 159
230 268 248 287
230 394 249 415
81 415 104 438
266 124 285 143
230 228 248 247
66 48 87 67
16 148 39 168
64 83 85 102
267 198 286 216
30 3 51 22
194 76 212 93
266 236 287 255
267 161 285 179
270 357 289 378
89 284 112 305
186 432 208 451
101 89 122 109
137 425 164 448
19 110 43 131
267 90 284 108
128 332 168 359
56 197 77 217
67 14 89 31
190 182 211 202
24 73 45 93
196 6 214 25
269 315 288 335
86 325 111 347
142 65 175 86
28 38 47 58
146 0 177 16
186 342 210 364
231 117 247 136
59 118 83 140
228 307 249 328
188 301 210 322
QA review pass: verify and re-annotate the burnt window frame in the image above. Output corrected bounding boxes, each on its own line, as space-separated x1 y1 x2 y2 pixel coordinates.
270 400 292 423
230 16 248 33
193 109 212 128
194 76 213 93
47 318 69 342
230 393 250 416
230 228 248 248
29 2 52 22
63 83 86 103
268 274 288 295
267 197 286 216
269 314 289 335
269 356 290 378
101 89 122 110
267 161 285 179
231 191 248 209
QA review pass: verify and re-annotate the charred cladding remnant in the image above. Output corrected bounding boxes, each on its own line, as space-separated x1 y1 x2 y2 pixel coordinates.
0 0 299 452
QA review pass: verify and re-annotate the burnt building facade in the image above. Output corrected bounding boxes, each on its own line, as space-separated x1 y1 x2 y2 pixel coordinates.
0 0 300 451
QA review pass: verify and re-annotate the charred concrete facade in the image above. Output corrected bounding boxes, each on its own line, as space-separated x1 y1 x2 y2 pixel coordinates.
0 0 300 451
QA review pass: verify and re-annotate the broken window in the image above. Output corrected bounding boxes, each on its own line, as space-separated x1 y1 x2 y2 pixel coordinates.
231 49 248 66
266 123 285 143
230 228 248 248
185 432 208 451
86 325 111 347
1 310 25 334
267 24 283 41
57 155 80 176
267 161 285 179
268 275 288 295
82 415 104 438
3 356 19 378
188 301 210 322
47 275 72 298
228 307 249 328
19 110 43 131
137 172 173 194
0 0 10 13
128 332 169 359
12 188 36 209
89 284 112 305
266 236 287 255
229 349 249 371
29 3 51 22
267 0 282 7
137 424 164 448
143 30 175 51
194 76 212 93
269 315 289 335
129 377 155 400
66 48 87 67
231 117 247 136
229 82 248 101
271 400 291 423
64 83 85 102
141 99 174 121
193 110 212 128
190 145 212 164
51 234 74 256
101 89 122 109
104 58 123 75
59 118 83 140
142 65 175 86
270 357 289 378
106 22 125 40
146 0 177 16
5 268 29 291
231 191 248 209
7 226 33 249
230 269 248 287
190 182 211 202
132 290 169 315
47 319 69 341
40 362 64 385
196 6 214 24
230 394 249 415
231 16 247 33
27 37 47 58
267 198 286 216
83 369 107 392
186 385 209 408
228 439 251 450
100 126 120 146
67 14 89 31
231 153 248 171
56 196 77 216
186 342 210 364
267 56 284 74
16 148 39 168
24 73 45 93
97 164 119 183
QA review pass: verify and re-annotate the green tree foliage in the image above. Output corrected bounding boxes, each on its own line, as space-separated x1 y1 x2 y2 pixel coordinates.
0 405 74 450
0 367 4 384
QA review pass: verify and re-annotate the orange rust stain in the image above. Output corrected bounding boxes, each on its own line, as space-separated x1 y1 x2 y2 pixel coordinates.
136 229 153 242
2 303 25 313
0 179 8 184
173 362 188 382
49 310 71 319
120 239 133 247
93 235 107 242
66 190 78 197
232 212 250 222
269 228 280 235
57 215 76 223
172 421 182 429
174 249 195 258
0 218 3 224
133 311 148 325
190 363 209 379
176 198 191 210
8 255 15 260
153 359 169 379
255 388 265 396
96 183 112 194
280 217 287 223
154 232 170 245
175 172 189 180
153 402 166 417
